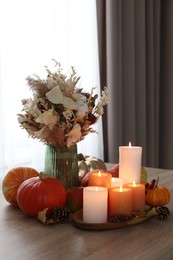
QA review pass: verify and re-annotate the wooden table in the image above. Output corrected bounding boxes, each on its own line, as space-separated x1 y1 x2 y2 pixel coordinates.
0 167 173 260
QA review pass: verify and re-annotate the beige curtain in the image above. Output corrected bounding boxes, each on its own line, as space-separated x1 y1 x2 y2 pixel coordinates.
96 0 173 169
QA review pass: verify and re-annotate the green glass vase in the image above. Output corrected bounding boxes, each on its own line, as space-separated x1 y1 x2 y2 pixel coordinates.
44 144 79 190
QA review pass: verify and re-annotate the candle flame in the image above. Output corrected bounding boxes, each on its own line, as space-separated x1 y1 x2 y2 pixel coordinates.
129 141 132 147
120 185 123 192
98 171 101 176
133 180 136 187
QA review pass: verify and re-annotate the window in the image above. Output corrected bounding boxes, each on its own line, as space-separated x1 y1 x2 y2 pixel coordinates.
0 0 103 179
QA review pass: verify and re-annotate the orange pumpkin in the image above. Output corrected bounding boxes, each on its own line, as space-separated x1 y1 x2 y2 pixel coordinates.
145 186 170 207
17 174 67 217
2 167 39 207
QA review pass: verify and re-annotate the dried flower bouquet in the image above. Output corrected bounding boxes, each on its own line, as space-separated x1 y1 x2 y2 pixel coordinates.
18 60 109 148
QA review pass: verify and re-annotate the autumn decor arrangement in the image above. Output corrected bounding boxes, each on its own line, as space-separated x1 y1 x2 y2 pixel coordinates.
1 60 171 230
17 60 109 190
1 164 171 228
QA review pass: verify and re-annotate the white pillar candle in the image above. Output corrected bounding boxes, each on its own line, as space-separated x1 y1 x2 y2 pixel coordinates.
83 186 108 223
119 142 142 184
111 177 124 187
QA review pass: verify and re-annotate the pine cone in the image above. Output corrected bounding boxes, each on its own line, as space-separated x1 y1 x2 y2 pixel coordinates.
156 206 170 220
53 206 71 223
108 213 134 223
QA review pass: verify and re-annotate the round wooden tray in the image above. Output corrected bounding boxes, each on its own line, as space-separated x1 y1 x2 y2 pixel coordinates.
72 208 156 231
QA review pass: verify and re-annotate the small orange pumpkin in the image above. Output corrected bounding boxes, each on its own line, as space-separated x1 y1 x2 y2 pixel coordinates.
145 178 170 207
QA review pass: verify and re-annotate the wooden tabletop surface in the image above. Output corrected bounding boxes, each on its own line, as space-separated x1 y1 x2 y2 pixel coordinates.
0 167 173 260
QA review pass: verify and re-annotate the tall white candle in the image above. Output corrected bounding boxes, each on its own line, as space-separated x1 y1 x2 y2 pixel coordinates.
83 186 108 223
119 142 142 184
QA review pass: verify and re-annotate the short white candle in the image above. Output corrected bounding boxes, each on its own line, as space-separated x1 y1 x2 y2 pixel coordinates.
111 177 124 187
83 186 108 223
119 142 142 184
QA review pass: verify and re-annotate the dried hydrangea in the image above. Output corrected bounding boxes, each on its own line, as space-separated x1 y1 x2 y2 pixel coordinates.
18 60 109 148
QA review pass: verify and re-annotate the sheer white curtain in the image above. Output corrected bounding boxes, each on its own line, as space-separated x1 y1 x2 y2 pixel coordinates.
0 0 103 178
